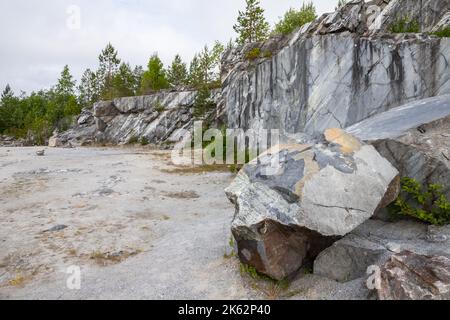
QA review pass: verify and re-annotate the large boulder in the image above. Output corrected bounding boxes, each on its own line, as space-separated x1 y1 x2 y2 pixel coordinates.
347 95 450 199
378 251 450 300
226 129 400 280
314 219 450 283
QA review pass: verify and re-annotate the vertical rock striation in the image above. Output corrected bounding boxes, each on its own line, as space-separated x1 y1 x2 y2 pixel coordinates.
222 0 450 138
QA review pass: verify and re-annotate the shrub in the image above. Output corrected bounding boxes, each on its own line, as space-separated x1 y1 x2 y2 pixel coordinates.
263 50 273 58
273 2 317 36
140 137 149 146
245 47 262 60
390 177 450 226
431 27 450 38
193 86 215 119
128 136 139 144
154 99 166 113
390 16 420 33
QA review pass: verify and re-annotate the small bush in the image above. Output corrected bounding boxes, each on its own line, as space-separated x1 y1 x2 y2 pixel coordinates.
390 16 420 33
128 136 139 144
273 2 317 36
390 177 450 226
154 99 166 113
431 27 450 38
140 137 149 146
245 47 262 60
263 50 273 58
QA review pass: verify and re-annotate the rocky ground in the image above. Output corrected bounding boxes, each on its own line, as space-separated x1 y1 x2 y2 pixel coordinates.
0 146 369 300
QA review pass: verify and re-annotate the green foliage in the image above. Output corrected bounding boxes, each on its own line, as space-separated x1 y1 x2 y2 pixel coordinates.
78 69 99 109
98 43 121 100
56 65 76 96
240 264 262 280
390 16 421 33
233 0 270 45
188 42 224 89
193 86 216 119
0 66 82 145
112 63 139 98
128 136 139 144
167 54 188 87
273 2 317 36
140 54 170 94
245 47 262 60
140 137 149 146
431 27 450 38
263 50 273 58
154 99 166 113
391 177 450 226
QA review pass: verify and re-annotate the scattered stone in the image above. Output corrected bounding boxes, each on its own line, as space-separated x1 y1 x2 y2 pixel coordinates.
163 191 200 199
378 251 450 300
226 129 399 280
36 150 45 156
44 225 68 233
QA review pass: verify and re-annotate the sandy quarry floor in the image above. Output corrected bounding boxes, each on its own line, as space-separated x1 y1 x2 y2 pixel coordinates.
0 147 368 300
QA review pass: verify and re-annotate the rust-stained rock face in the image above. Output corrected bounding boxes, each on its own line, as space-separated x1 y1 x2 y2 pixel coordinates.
378 251 450 300
226 131 399 280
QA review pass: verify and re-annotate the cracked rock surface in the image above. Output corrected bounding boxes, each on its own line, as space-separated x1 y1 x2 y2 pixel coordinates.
226 129 399 280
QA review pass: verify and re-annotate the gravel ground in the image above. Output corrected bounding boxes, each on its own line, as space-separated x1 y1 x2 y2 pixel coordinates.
0 147 369 300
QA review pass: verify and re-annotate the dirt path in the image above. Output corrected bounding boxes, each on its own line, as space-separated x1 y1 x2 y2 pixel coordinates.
0 147 367 300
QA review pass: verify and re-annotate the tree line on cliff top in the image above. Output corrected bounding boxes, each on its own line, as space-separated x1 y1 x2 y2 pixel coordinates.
0 0 321 142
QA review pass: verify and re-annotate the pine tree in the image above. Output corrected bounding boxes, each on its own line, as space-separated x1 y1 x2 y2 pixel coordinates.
0 85 15 132
56 65 76 96
188 54 203 88
112 63 137 98
233 0 270 45
78 69 99 108
132 66 144 95
98 43 121 100
140 54 170 94
167 54 188 88
188 42 224 88
193 85 215 120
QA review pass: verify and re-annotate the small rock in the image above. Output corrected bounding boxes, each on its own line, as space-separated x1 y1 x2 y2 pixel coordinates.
36 150 45 156
44 225 68 233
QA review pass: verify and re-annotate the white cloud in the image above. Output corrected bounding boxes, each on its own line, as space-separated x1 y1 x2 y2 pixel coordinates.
0 0 336 94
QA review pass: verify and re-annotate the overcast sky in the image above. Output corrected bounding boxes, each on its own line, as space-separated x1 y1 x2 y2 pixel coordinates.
0 0 337 94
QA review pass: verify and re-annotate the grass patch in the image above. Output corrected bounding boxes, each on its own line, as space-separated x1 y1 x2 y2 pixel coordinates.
90 250 142 266
8 274 27 287
154 99 166 113
161 164 233 175
390 16 420 33
128 136 139 144
239 263 291 300
245 47 262 60
431 27 450 38
140 137 150 146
